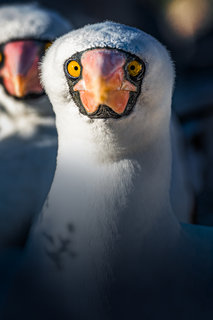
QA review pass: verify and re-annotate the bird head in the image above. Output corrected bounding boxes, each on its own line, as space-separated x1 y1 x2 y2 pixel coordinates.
0 4 71 101
64 47 145 118
0 39 52 99
42 21 174 143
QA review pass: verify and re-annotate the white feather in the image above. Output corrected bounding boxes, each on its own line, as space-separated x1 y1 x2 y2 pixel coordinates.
0 3 71 44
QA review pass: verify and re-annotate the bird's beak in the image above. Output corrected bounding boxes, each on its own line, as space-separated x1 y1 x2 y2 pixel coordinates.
12 75 30 98
73 49 137 115
0 40 44 98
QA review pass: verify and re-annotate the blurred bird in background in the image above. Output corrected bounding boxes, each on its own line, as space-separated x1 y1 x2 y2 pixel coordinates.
0 3 72 307
0 3 72 248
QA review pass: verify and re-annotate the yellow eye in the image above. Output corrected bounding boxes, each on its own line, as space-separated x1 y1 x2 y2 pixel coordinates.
44 41 52 51
0 52 3 64
127 60 142 77
67 60 81 78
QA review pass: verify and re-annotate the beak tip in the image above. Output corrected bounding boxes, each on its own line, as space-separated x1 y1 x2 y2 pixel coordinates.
13 75 27 98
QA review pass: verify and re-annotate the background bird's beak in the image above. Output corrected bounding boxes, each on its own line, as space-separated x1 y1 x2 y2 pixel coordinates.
12 75 28 97
74 49 136 115
0 40 44 98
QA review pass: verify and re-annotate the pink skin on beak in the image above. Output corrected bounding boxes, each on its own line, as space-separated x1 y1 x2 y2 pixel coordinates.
0 40 44 98
73 49 137 115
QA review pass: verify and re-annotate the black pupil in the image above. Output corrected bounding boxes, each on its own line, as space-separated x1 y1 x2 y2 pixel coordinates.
74 66 78 70
130 65 135 70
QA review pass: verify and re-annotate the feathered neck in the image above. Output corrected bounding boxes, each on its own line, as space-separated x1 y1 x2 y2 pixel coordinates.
0 86 54 139
39 95 180 256
29 97 180 318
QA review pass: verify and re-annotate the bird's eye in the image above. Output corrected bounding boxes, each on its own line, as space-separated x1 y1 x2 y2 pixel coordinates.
67 60 81 78
44 41 53 51
127 60 142 77
0 52 3 66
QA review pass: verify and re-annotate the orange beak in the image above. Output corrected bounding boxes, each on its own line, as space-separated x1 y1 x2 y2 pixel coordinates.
73 49 137 115
12 75 29 98
0 40 44 98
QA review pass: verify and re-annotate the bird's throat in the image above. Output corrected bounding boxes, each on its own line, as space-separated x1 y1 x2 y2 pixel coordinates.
40 112 175 262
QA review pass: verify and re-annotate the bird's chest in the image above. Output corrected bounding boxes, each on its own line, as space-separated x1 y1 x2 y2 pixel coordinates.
35 159 137 268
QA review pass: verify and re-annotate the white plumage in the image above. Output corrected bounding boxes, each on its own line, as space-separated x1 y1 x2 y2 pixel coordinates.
0 4 72 247
2 22 211 319
0 3 70 45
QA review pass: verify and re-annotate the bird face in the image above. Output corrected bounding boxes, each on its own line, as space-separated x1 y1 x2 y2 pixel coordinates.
0 39 52 99
64 48 145 119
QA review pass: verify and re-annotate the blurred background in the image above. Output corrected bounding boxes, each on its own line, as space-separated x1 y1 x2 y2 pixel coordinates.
1 0 213 225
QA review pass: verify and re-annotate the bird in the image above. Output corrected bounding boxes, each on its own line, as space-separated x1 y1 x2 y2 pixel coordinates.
2 21 212 320
0 4 72 248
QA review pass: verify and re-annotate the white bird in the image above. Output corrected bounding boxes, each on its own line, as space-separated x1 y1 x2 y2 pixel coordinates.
0 4 72 247
2 22 211 319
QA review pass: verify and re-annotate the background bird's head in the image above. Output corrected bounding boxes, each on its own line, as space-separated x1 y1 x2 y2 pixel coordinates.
42 21 175 144
0 39 52 99
0 3 71 101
